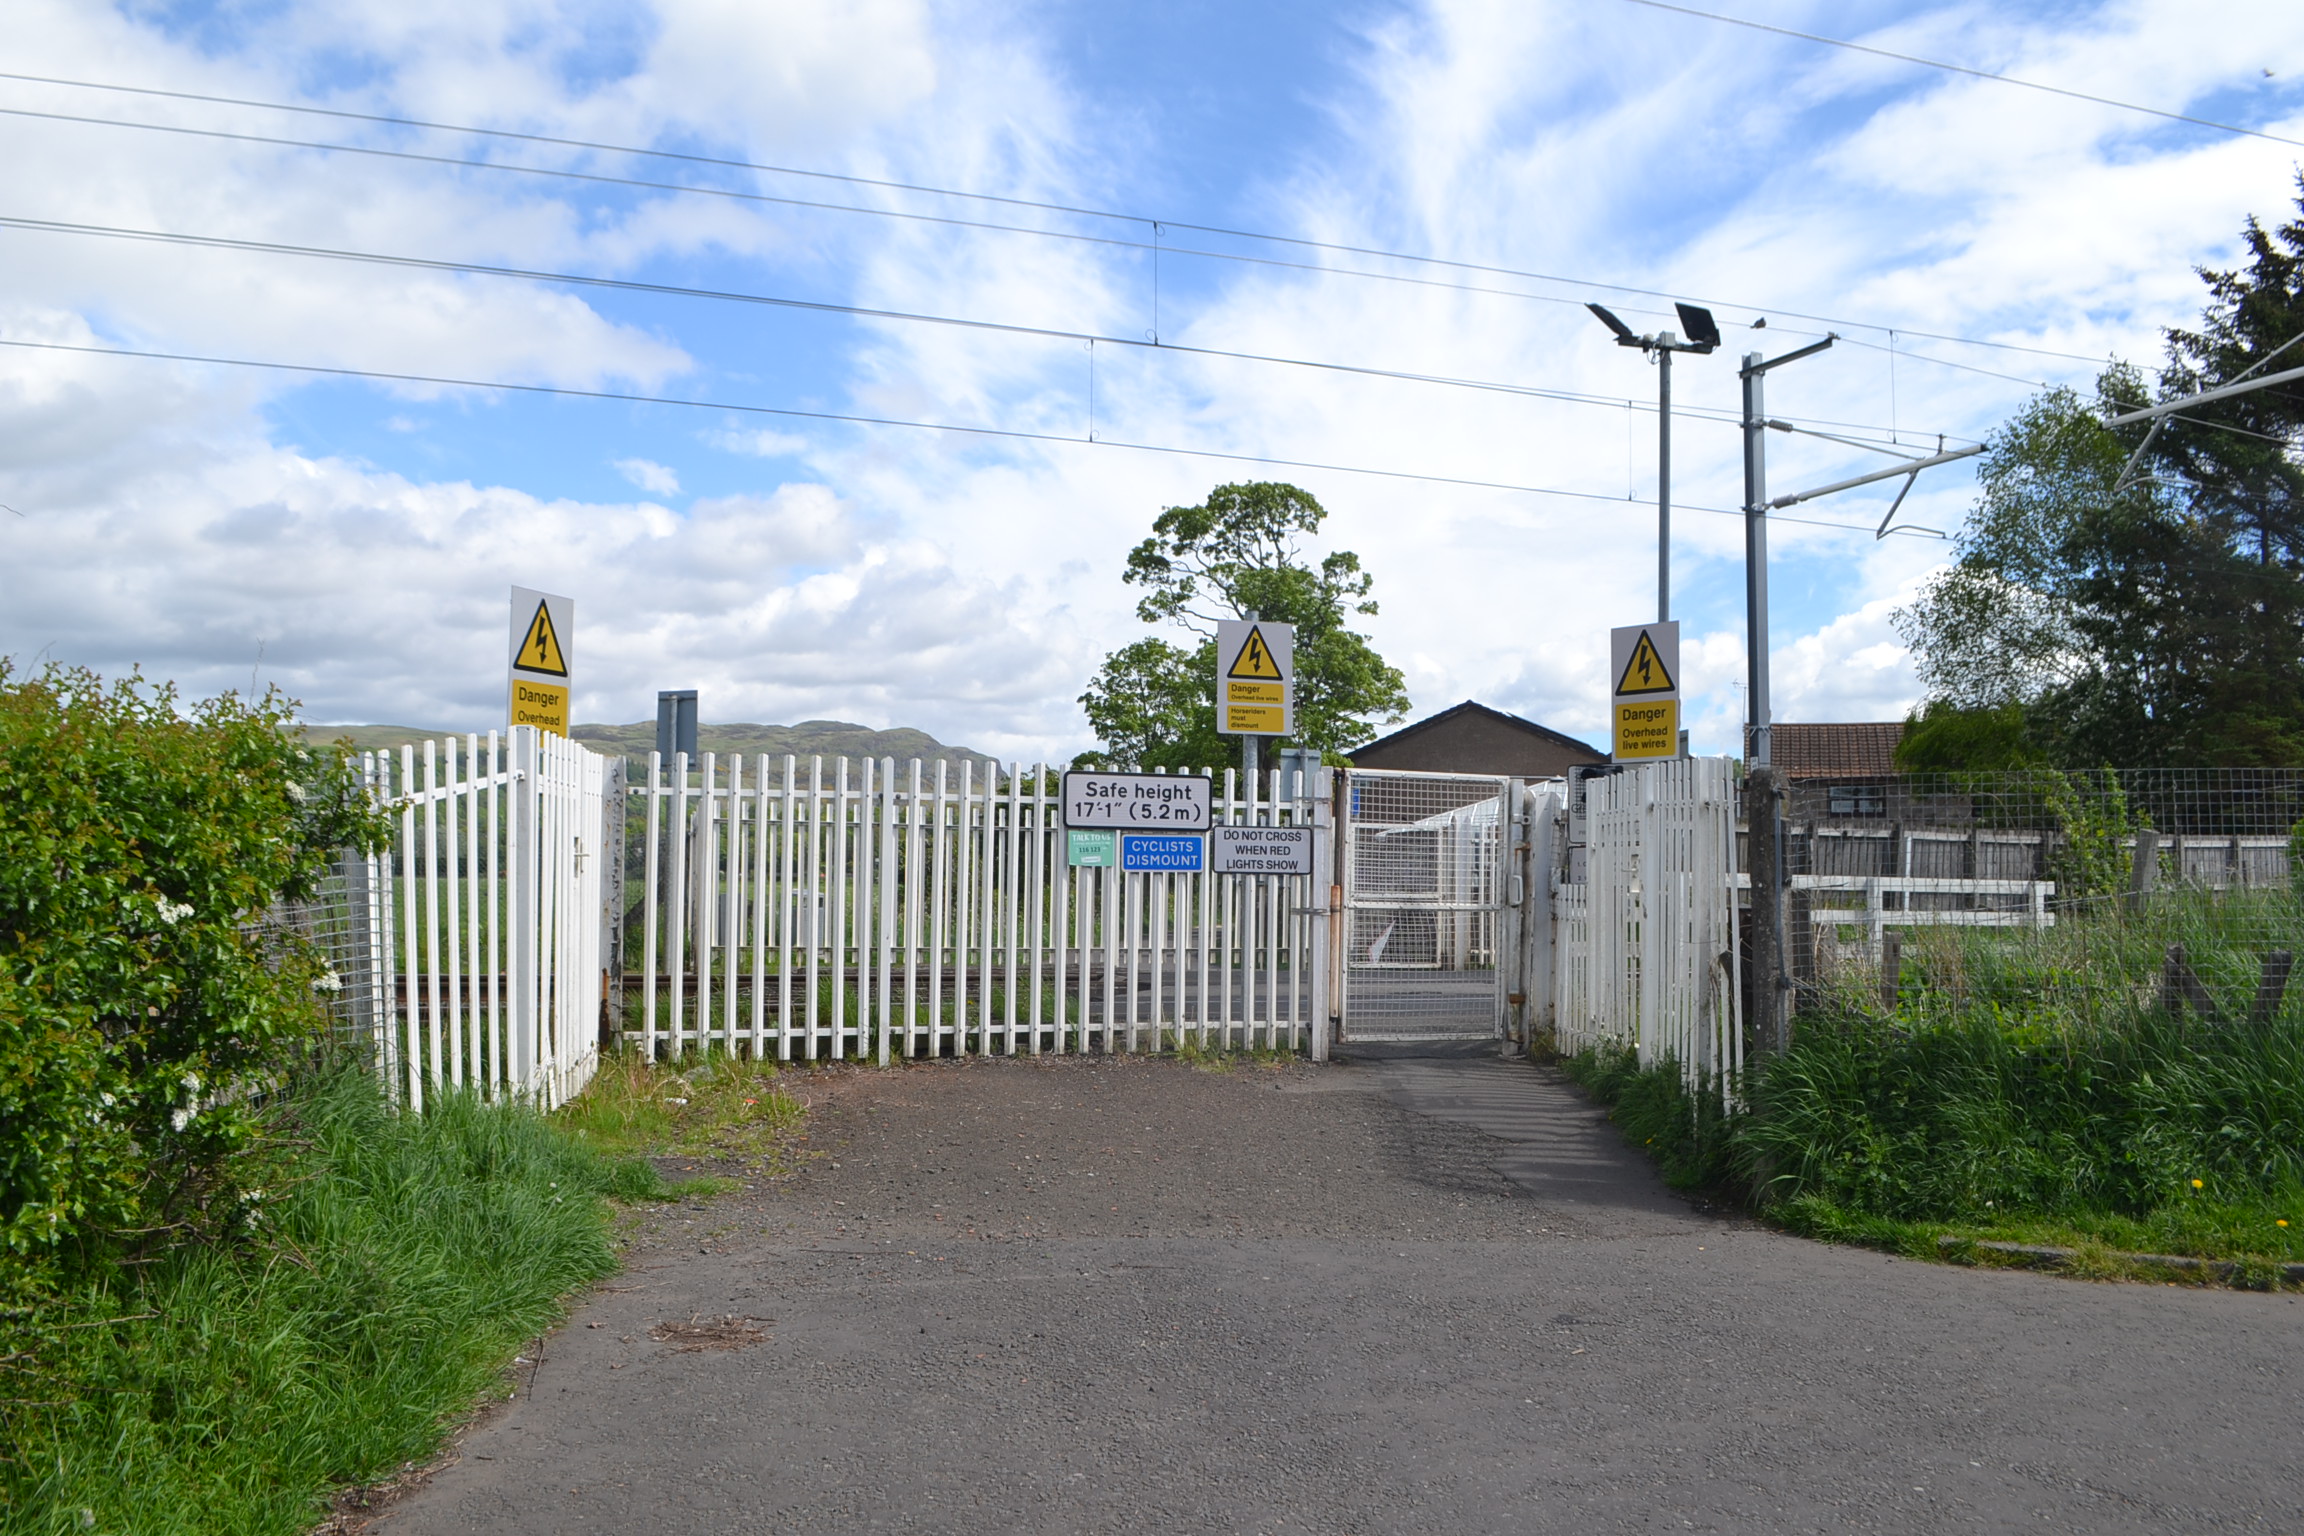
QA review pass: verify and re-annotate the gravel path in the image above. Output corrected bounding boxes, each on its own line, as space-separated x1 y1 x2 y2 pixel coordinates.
375 1053 2303 1535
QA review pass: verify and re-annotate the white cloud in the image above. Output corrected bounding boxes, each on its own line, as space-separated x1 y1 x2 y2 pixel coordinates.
4 0 2303 767
706 427 811 458
614 457 680 496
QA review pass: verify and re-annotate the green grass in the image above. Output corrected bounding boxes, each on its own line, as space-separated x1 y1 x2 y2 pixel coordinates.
1560 893 2304 1281
0 1066 666 1535
557 1047 806 1170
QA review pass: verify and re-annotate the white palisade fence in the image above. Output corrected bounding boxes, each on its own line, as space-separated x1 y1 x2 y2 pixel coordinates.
631 755 1330 1061
345 728 609 1111
1552 756 1742 1088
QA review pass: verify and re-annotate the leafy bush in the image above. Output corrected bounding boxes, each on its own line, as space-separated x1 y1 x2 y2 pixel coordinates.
0 664 382 1268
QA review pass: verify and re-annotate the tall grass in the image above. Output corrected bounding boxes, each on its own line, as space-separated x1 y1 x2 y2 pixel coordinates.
1562 892 2304 1266
0 1066 660 1536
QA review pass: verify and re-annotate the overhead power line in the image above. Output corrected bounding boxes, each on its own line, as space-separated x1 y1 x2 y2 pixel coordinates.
0 69 2116 369
0 212 1977 445
1617 0 2304 151
0 333 1923 536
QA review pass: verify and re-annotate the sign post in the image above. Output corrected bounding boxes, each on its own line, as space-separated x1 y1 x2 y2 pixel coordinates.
1609 620 1680 762
509 586 574 737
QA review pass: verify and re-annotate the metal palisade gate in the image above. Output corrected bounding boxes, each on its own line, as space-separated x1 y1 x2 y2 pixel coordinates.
1338 769 1516 1042
342 728 610 1110
1551 756 1742 1087
630 756 1331 1060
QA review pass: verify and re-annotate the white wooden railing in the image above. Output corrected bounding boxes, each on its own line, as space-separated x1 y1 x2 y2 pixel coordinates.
630 756 1328 1061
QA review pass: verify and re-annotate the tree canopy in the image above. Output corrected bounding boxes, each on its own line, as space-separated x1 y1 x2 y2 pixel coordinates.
1895 186 2304 769
1078 483 1410 771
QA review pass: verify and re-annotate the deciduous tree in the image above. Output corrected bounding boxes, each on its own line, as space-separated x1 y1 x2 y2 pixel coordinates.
1078 483 1409 770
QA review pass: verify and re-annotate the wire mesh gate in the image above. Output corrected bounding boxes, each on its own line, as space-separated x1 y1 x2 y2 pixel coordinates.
1338 769 1513 1042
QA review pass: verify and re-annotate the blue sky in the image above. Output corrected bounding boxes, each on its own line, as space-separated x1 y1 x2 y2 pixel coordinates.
2 0 2302 761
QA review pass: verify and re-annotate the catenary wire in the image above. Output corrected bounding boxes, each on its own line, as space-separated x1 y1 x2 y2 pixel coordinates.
0 98 2101 391
0 68 2118 368
0 334 1929 535
0 212 1982 444
1615 0 2304 152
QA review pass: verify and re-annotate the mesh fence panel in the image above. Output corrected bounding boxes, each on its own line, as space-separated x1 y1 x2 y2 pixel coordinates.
1341 770 1509 1039
1781 769 2304 1026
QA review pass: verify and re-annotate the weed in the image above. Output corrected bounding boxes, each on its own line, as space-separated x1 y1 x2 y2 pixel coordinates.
559 1048 805 1170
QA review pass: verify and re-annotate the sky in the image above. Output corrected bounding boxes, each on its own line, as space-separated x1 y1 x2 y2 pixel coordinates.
3 0 2303 762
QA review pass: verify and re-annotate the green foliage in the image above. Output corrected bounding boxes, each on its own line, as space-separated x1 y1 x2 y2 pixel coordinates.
1892 701 2040 771
1079 482 1409 770
2035 768 2140 901
1895 185 2304 767
1571 893 2304 1268
0 1066 660 1535
0 665 386 1267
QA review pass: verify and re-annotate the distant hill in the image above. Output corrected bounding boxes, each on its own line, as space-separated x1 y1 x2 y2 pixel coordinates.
571 719 992 769
297 719 995 768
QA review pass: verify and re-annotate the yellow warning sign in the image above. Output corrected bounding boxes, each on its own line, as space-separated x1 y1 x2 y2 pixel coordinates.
514 599 569 677
1614 629 1675 696
1613 699 1679 761
510 679 570 736
1226 626 1284 680
1225 679 1286 705
1226 704 1287 734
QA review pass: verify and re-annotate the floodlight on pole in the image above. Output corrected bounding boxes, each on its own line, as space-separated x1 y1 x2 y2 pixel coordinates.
1590 301 1720 623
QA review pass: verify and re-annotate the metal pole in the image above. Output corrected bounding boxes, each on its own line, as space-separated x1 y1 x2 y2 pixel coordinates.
1740 353 1772 767
1658 342 1673 623
1240 609 1261 785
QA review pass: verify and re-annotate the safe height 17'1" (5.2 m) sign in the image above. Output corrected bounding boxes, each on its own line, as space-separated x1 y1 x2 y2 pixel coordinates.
1609 619 1679 762
1060 771 1212 830
1214 618 1293 737
509 586 574 737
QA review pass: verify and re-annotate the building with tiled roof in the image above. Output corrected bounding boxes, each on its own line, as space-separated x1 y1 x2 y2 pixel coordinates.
1746 721 1905 780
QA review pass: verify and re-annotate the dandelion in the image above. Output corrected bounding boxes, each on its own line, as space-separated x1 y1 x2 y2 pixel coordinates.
2191 1179 2205 1189
2280 1220 2290 1228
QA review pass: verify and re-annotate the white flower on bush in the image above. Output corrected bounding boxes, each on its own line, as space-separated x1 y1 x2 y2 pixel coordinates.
286 781 310 803
154 898 193 926
170 1070 204 1131
313 968 343 993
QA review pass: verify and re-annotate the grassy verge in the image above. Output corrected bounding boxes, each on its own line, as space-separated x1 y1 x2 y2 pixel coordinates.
1557 988 2304 1285
558 1048 808 1177
0 1066 667 1536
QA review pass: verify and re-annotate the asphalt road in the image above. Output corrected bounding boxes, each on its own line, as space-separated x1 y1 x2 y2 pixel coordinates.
376 1052 2304 1535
